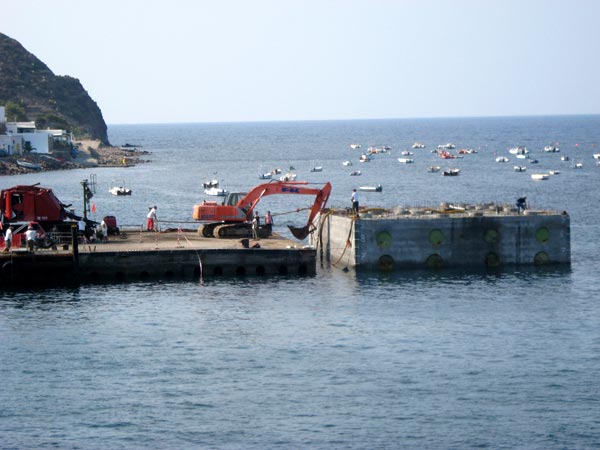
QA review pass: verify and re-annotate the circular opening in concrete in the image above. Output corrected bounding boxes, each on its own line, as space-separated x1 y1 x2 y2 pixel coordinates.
377 255 394 271
429 229 444 246
426 254 443 269
376 231 392 249
484 229 500 243
484 252 501 267
536 227 550 243
534 251 550 265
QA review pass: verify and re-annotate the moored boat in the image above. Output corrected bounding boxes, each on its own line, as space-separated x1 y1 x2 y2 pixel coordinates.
349 171 362 176
359 184 382 192
514 166 527 172
204 187 228 196
16 160 42 170
397 157 414 164
531 173 549 181
427 165 441 172
109 186 132 196
443 168 461 176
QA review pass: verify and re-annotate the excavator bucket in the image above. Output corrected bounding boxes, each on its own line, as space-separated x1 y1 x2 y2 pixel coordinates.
288 225 310 240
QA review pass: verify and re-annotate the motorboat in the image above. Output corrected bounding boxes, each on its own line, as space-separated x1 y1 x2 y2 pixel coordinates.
561 155 570 161
412 142 426 149
574 162 583 169
439 143 456 149
514 166 527 172
280 172 297 181
515 154 527 159
258 172 272 180
310 166 323 172
593 153 600 160
350 143 362 149
496 156 509 162
528 158 539 164
401 150 414 156
204 187 228 196
531 173 549 181
427 165 441 172
443 168 461 176
342 160 353 166
109 185 132 196
349 170 362 176
397 158 414 164
549 170 560 175
359 184 382 192
359 154 372 162
16 160 42 170
203 179 219 188
543 145 560 152
509 146 529 155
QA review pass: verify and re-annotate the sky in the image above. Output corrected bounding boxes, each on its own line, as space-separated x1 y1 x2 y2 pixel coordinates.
3 0 600 125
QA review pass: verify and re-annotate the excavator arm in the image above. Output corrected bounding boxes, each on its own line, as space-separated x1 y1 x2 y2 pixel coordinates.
239 181 332 239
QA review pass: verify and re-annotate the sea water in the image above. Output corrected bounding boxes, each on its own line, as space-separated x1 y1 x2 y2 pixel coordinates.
1 116 599 449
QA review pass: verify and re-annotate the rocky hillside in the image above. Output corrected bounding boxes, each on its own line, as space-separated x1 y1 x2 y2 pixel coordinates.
0 33 109 145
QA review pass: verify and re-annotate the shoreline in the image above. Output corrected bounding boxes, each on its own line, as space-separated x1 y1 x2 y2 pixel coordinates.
0 140 150 176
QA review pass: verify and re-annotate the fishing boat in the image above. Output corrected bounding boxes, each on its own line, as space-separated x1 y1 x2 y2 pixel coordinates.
549 170 560 175
443 168 461 176
310 166 323 172
543 145 560 152
397 158 414 164
204 187 228 196
202 179 219 188
109 185 132 196
593 153 600 160
427 165 441 173
412 142 426 149
401 150 414 156
514 166 527 172
350 143 362 149
531 173 549 181
496 156 509 162
349 171 362 176
509 146 529 155
16 160 42 170
279 172 297 181
359 184 382 192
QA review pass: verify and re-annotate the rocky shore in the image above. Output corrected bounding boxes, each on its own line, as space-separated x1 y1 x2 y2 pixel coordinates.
0 140 150 176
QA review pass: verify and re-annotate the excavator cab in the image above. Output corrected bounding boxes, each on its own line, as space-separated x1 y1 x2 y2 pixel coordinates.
224 192 247 207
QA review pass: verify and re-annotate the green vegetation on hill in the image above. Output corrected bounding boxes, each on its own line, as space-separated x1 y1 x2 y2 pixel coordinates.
0 32 109 145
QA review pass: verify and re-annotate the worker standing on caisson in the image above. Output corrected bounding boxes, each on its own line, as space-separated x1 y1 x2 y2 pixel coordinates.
516 196 527 214
351 189 359 215
3 226 13 252
264 211 273 234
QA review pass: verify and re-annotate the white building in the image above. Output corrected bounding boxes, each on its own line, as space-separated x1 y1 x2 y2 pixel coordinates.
2 117 71 154
0 135 24 155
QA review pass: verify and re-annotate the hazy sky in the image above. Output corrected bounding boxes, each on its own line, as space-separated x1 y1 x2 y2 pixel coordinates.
3 0 599 124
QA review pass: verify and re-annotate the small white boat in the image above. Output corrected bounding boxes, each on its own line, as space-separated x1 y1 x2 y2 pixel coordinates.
350 143 362 149
496 156 509 162
349 170 362 176
543 145 560 152
549 170 560 175
401 150 414 156
561 155 570 161
427 165 441 173
16 160 42 170
593 153 600 160
528 158 539 164
359 184 382 192
202 179 219 188
443 168 461 176
359 154 372 162
397 158 414 164
574 162 583 169
516 154 527 159
258 172 272 180
412 142 426 149
109 185 132 196
439 143 456 149
342 160 353 166
531 173 549 181
280 172 297 181
509 146 529 155
310 166 323 172
204 187 228 196
514 166 527 172
271 168 282 174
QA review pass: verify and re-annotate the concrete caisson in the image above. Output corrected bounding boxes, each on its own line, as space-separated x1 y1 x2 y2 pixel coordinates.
314 208 571 271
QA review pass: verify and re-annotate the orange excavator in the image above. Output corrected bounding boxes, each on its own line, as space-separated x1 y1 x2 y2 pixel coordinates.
192 181 332 239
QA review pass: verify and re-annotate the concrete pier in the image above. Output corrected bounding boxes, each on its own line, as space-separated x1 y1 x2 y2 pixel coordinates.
313 204 571 271
0 230 315 285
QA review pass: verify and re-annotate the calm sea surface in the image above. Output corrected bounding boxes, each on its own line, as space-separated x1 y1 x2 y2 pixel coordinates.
1 116 599 449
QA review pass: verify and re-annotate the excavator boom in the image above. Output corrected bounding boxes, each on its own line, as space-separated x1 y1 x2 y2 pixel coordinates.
193 180 332 239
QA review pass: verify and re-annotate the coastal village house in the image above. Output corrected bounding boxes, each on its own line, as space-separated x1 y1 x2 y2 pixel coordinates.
0 105 72 155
